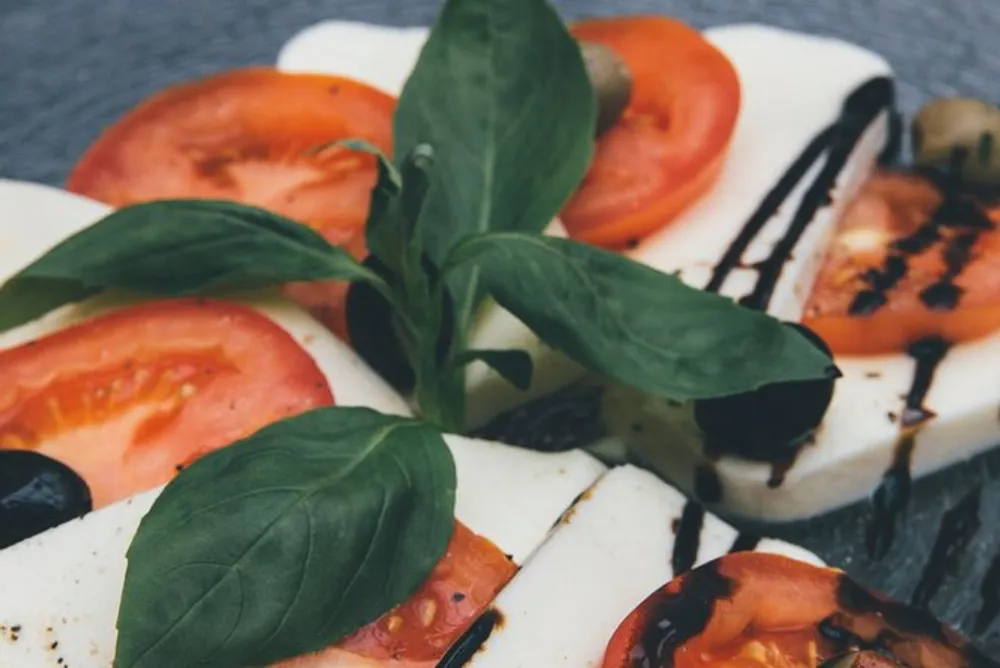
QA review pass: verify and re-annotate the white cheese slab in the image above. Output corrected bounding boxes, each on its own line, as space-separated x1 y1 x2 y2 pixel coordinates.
463 465 822 667
0 436 606 666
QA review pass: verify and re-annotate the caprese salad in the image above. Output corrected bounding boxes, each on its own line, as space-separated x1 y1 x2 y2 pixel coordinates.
0 0 995 664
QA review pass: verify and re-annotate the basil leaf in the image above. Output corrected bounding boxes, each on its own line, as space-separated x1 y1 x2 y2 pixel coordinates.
448 233 838 399
0 199 378 333
114 407 456 668
395 0 595 332
453 348 533 391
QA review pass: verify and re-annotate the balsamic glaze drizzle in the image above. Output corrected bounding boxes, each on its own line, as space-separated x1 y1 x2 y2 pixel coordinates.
671 501 704 576
707 77 894 305
728 531 762 553
910 487 982 608
435 608 503 668
866 337 951 560
695 77 894 484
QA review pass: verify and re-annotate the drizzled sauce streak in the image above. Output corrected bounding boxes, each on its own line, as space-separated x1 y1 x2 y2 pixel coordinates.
866 337 950 559
671 501 704 576
632 561 733 667
849 151 994 317
910 487 982 608
975 547 1000 634
697 77 893 479
707 77 894 303
741 79 896 311
669 467 723 577
728 531 761 553
435 608 504 668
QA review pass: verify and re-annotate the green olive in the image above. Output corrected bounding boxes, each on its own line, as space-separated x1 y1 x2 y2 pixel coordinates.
911 97 1000 184
580 41 632 136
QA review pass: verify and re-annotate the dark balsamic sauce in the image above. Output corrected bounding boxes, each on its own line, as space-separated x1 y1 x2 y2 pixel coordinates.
910 487 982 608
695 77 894 473
468 383 606 453
974 547 1000 634
741 78 896 311
693 464 722 504
728 531 761 553
670 501 704 576
631 560 733 667
668 466 723 577
866 337 951 560
435 608 504 668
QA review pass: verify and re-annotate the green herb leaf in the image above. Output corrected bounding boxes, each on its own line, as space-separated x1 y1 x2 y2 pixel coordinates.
453 348 534 391
447 232 838 399
114 407 456 668
395 0 596 334
0 199 380 333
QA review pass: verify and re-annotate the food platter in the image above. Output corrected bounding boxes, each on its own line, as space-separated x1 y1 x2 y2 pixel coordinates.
2 0 1000 664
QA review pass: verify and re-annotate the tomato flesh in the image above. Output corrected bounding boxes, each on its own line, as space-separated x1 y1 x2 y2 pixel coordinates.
67 68 396 339
275 522 516 667
601 553 981 668
0 298 333 507
803 170 1000 355
564 17 740 248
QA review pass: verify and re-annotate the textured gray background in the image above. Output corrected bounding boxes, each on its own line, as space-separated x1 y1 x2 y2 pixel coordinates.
2 0 1000 658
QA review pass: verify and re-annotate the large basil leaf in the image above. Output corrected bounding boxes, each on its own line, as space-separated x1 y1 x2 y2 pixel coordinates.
0 199 377 333
394 0 595 332
448 232 838 399
114 407 456 668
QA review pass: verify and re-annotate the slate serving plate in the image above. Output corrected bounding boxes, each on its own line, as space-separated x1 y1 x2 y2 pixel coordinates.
2 0 1000 659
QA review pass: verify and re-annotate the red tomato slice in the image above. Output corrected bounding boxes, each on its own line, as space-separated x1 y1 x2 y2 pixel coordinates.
0 298 333 507
275 522 516 667
803 170 1000 355
67 68 396 340
602 553 982 668
564 17 741 248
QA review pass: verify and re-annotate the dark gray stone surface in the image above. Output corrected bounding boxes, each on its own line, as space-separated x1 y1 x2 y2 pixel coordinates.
1 0 999 658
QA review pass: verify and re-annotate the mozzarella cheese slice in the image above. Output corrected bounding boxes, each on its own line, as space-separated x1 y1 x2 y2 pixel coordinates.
0 436 606 666
454 465 821 667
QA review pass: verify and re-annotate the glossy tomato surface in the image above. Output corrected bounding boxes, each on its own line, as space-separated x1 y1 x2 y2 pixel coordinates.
602 552 988 668
804 170 1000 355
276 522 516 667
0 298 333 507
564 17 740 248
67 68 396 339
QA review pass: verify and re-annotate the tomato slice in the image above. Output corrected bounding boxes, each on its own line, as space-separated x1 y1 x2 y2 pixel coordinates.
602 552 985 668
803 170 1000 355
67 68 396 339
563 17 740 248
275 522 516 667
0 298 333 507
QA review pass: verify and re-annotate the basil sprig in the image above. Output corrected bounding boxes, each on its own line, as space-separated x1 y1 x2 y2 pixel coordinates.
394 0 597 339
114 408 456 668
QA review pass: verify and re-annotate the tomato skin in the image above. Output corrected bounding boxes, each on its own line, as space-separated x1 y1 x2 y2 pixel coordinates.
275 522 516 667
0 298 333 507
564 17 740 248
601 553 983 668
67 68 396 340
804 170 1000 355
